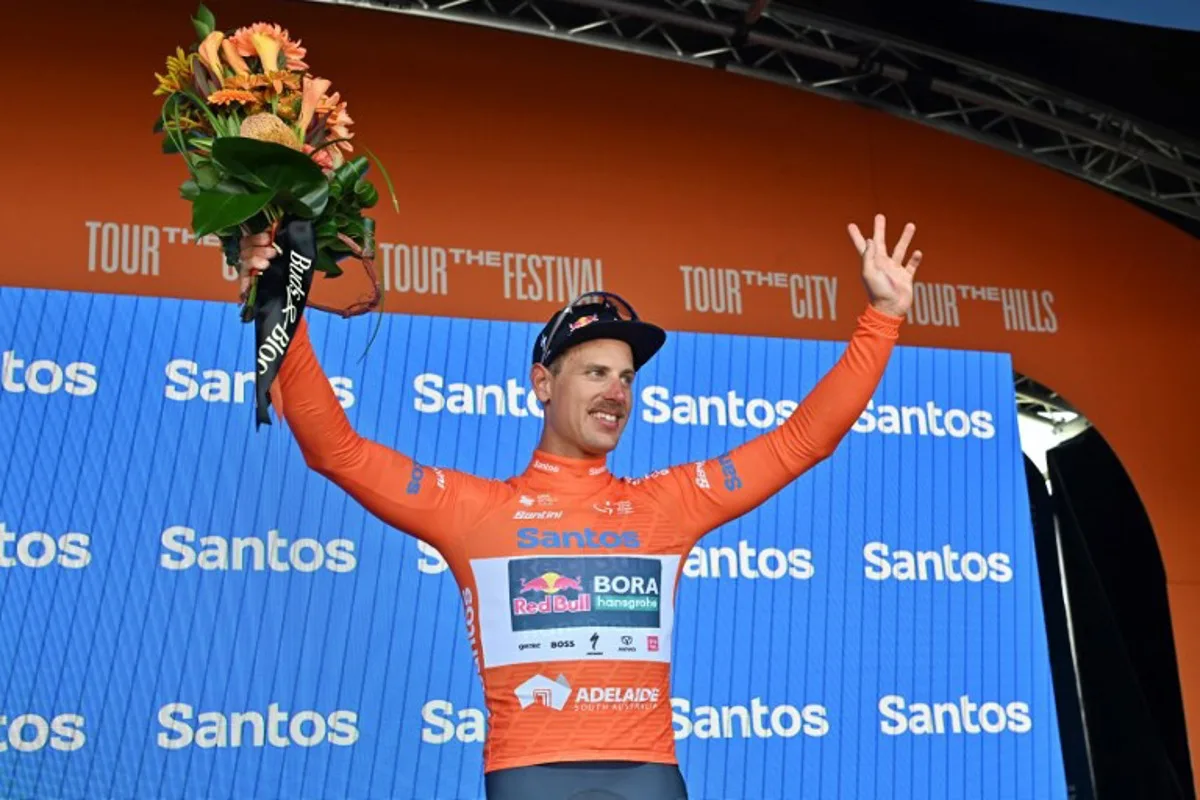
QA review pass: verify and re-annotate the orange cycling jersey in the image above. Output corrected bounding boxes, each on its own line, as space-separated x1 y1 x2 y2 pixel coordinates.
275 303 902 773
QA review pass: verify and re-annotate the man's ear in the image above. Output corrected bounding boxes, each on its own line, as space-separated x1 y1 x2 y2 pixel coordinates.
531 362 553 405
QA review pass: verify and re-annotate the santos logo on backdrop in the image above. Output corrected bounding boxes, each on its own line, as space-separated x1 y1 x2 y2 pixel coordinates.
0 522 91 570
156 703 359 749
163 360 355 408
1 351 98 397
418 539 814 580
159 526 356 573
0 713 87 753
410 373 996 439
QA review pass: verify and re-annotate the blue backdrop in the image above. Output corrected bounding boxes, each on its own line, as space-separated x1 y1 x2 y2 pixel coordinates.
0 286 1067 799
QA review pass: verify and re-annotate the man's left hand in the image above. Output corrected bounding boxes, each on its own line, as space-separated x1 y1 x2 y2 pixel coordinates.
847 214 922 318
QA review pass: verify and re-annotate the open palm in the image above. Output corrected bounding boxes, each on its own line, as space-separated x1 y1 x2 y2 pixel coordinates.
848 214 922 318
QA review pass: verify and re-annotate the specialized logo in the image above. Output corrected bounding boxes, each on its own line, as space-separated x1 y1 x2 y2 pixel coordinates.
516 526 640 550
508 557 662 633
515 674 572 710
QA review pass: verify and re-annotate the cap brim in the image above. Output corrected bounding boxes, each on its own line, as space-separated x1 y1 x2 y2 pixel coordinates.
550 319 667 371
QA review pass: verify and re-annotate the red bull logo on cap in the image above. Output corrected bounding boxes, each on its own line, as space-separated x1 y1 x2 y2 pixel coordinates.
568 314 599 332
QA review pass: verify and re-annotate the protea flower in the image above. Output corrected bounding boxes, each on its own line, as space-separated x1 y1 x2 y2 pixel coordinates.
241 112 302 150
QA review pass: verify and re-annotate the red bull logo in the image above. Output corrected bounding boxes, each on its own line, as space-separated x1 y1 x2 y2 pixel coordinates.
520 572 582 594
514 571 591 616
569 314 599 332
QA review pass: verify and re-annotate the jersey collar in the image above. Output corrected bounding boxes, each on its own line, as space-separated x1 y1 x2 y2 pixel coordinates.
521 449 611 491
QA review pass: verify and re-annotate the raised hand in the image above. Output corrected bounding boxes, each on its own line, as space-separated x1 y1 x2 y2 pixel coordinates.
847 214 922 318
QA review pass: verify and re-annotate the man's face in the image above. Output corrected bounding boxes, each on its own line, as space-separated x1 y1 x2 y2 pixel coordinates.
537 338 636 456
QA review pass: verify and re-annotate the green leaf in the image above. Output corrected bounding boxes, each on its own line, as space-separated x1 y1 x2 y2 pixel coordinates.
210 137 330 218
363 145 400 213
192 3 216 40
180 179 201 201
354 180 379 209
315 217 340 242
315 249 343 278
279 180 330 219
192 189 274 238
193 161 222 190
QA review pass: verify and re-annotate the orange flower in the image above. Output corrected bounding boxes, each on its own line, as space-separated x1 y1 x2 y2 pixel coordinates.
224 74 270 91
298 75 332 133
198 31 225 82
208 89 258 105
220 40 251 77
229 22 308 71
317 91 355 152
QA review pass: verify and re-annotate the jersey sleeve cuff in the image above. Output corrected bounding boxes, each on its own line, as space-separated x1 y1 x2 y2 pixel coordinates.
860 303 904 338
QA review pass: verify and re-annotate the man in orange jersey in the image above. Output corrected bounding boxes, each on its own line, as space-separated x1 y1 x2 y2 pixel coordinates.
239 214 921 800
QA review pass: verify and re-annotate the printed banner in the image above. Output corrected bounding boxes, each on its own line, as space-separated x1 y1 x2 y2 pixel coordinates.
0 286 1067 799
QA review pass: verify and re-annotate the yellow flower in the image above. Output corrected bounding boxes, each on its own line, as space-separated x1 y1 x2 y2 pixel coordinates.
298 76 332 134
220 40 251 77
250 32 281 73
153 46 194 96
198 31 226 83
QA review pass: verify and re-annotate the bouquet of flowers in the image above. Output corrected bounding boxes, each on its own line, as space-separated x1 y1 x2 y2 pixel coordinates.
153 4 396 427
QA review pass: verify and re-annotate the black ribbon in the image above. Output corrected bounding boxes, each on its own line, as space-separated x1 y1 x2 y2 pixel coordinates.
251 217 317 428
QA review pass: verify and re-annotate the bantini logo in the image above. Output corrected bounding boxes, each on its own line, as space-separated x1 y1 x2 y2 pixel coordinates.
515 674 571 710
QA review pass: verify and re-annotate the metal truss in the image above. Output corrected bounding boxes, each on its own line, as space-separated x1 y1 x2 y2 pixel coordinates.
308 0 1200 225
1015 373 1090 438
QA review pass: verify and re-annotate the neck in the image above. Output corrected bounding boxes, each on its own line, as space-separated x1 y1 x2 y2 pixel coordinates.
535 427 608 461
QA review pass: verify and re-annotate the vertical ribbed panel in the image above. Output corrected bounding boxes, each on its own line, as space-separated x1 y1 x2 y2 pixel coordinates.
0 288 1067 799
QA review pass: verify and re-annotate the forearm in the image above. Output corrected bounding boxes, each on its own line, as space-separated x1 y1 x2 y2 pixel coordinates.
764 303 901 468
274 316 366 477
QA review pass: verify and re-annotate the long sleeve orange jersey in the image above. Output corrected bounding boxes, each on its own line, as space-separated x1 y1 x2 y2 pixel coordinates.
275 304 902 773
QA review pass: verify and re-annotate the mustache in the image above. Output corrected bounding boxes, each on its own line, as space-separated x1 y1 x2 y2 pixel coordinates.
589 402 627 417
